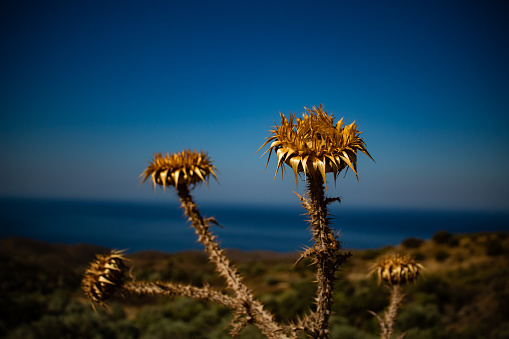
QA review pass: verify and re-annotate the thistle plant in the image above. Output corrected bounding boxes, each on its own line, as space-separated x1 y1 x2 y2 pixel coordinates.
258 105 374 338
139 149 285 338
83 150 290 338
369 254 424 339
82 106 376 338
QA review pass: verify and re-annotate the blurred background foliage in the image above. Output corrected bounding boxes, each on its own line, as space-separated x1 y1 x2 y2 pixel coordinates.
1 231 508 338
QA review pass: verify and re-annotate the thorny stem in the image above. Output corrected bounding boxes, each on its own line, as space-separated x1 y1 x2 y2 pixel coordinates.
304 175 344 339
123 280 242 311
176 184 290 339
384 284 405 339
371 284 406 339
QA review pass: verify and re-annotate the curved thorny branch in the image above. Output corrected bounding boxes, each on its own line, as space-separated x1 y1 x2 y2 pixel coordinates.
124 280 242 310
368 285 406 339
175 184 290 338
138 149 293 338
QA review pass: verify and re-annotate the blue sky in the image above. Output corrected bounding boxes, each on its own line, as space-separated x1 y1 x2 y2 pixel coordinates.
1 0 508 211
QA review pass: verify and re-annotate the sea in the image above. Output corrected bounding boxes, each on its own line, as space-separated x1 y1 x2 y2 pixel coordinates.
0 198 508 253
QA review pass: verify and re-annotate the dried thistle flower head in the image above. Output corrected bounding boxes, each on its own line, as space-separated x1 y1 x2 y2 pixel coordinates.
371 254 423 285
82 250 127 307
140 149 218 190
257 105 374 186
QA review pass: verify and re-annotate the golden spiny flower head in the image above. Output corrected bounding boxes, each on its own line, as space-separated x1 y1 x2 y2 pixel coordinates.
140 149 218 190
371 254 423 285
257 105 374 187
82 250 127 307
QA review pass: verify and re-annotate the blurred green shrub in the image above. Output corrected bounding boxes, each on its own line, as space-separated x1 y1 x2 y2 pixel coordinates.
413 251 426 261
265 276 280 286
355 246 392 261
432 230 452 245
485 237 504 256
397 303 441 330
434 249 450 262
402 237 424 249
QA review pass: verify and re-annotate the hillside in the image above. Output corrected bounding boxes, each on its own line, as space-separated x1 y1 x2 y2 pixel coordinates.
1 231 508 338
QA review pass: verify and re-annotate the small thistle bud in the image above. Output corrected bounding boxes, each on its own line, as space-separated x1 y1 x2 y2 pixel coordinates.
140 149 218 190
82 250 127 307
257 105 374 187
371 254 423 285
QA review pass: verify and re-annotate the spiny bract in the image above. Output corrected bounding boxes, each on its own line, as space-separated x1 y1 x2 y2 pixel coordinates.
257 105 374 187
371 254 423 285
82 250 127 307
140 149 218 189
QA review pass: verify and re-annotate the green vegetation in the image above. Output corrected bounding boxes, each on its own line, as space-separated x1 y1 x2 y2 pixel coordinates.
432 230 453 245
401 237 424 249
2 232 509 338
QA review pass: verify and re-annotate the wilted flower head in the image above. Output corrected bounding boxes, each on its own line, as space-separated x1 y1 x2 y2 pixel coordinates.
371 254 423 285
82 250 127 307
258 105 373 186
140 149 218 190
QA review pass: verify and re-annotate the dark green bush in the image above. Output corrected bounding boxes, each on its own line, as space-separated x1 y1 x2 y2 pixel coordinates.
434 249 450 262
492 322 509 339
331 322 377 339
333 279 387 331
355 246 392 261
397 303 441 330
485 237 504 256
413 252 426 261
265 276 280 286
403 327 449 339
432 230 452 245
449 235 460 247
402 237 424 249
140 319 195 339
278 281 316 320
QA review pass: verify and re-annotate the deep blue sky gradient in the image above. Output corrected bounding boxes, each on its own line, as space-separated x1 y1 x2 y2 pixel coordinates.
1 0 508 211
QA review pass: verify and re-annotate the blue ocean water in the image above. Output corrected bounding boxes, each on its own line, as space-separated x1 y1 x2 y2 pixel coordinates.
0 198 508 253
